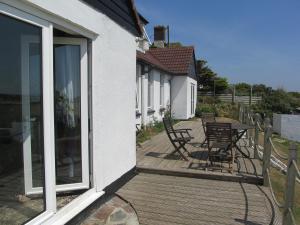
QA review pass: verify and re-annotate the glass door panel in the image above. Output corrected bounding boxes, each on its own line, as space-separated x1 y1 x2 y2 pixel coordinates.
54 44 82 185
53 38 89 191
0 13 45 224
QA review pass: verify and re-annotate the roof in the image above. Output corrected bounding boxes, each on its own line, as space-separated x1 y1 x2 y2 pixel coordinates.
82 0 143 36
148 47 196 75
137 51 171 74
138 13 149 25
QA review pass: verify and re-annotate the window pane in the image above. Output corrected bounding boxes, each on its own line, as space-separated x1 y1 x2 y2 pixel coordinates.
147 74 152 108
0 14 45 224
54 44 82 185
160 74 164 106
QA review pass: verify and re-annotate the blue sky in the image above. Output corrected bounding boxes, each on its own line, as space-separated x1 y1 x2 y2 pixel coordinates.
135 0 300 91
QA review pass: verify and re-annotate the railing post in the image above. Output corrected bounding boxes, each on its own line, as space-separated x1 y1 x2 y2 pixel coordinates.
282 143 298 225
263 118 272 186
254 113 260 159
239 104 243 123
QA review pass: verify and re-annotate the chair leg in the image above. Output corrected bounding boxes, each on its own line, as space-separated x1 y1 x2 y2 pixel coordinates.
170 143 189 161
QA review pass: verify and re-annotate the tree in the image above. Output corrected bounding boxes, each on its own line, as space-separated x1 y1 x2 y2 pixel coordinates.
235 83 251 95
196 60 217 91
215 77 229 93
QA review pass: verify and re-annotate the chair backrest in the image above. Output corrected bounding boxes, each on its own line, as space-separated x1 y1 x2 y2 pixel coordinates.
163 117 177 140
201 113 216 132
206 122 232 144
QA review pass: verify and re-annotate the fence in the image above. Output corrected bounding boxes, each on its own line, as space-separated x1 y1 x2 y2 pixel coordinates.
199 92 262 105
239 105 299 225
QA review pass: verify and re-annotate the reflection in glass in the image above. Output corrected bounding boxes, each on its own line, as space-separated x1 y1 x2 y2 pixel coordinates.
0 14 44 224
54 45 82 185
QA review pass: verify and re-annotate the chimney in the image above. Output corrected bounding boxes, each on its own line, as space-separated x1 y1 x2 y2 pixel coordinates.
154 26 166 48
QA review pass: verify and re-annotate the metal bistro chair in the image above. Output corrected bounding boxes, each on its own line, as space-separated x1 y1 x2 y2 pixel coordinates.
163 117 194 161
206 122 235 173
201 113 216 147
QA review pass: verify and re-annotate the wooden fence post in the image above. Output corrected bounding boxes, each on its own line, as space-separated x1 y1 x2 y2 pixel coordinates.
263 118 272 186
238 104 243 123
254 113 260 159
282 143 298 225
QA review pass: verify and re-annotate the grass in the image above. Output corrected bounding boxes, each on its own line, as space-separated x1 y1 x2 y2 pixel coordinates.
268 135 300 222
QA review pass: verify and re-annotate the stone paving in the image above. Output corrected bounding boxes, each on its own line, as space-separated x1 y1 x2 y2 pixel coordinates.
80 196 139 225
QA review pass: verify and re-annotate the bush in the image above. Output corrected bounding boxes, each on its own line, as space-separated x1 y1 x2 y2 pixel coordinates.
195 104 216 117
195 102 239 120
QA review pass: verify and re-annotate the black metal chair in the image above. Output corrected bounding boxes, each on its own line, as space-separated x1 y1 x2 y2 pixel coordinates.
206 122 235 173
163 117 194 161
201 113 216 147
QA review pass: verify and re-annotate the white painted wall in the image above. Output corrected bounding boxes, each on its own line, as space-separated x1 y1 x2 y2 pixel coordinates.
21 0 137 191
170 76 197 120
171 76 187 119
273 114 300 142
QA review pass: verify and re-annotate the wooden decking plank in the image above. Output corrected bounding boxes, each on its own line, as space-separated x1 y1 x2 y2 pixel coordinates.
116 173 278 225
136 119 263 184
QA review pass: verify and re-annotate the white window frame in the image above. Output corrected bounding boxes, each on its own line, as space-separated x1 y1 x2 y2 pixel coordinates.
136 65 140 110
147 72 154 109
160 74 164 107
191 83 195 115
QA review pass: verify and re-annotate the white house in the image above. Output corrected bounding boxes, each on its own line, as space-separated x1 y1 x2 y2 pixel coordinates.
136 25 198 126
0 0 142 224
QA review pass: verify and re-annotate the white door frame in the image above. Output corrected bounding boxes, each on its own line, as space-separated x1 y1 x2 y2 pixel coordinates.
22 37 89 195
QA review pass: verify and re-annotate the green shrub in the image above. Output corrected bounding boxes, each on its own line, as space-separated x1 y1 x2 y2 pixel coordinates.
195 104 216 117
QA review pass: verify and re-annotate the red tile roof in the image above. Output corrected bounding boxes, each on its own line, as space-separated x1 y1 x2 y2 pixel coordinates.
149 47 195 75
137 51 171 73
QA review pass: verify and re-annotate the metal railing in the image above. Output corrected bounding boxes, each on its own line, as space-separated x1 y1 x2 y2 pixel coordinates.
239 105 299 225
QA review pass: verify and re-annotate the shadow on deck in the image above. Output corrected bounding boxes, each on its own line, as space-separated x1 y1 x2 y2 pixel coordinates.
137 119 263 185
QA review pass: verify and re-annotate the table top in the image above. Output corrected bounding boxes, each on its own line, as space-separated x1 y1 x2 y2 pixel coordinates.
231 122 254 130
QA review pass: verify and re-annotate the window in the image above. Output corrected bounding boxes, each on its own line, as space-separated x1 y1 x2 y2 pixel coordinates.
136 66 139 109
0 13 45 224
191 83 195 114
147 73 153 108
160 74 164 107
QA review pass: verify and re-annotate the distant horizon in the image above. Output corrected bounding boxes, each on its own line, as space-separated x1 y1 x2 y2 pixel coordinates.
136 0 300 92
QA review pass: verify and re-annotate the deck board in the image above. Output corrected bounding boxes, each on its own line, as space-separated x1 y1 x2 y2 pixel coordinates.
137 119 263 184
117 173 280 225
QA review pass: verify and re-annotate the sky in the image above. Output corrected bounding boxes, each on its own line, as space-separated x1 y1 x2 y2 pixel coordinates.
135 0 300 92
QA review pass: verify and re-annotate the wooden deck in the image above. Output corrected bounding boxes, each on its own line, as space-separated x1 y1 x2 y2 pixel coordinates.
117 173 280 225
137 119 263 184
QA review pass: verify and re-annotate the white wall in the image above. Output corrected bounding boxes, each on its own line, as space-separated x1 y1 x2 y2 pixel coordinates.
171 76 187 119
171 76 197 120
22 0 137 191
273 114 300 142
